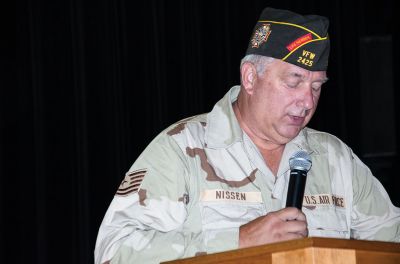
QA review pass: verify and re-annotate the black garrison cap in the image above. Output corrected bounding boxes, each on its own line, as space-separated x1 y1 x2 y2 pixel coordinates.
246 7 330 71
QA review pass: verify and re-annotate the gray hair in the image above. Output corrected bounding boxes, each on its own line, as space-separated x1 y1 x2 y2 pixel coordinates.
240 54 275 76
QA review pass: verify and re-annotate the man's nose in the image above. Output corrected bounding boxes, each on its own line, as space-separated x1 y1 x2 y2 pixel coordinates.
296 87 314 110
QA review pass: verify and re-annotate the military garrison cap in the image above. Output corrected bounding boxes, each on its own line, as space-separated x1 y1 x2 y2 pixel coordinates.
246 7 330 71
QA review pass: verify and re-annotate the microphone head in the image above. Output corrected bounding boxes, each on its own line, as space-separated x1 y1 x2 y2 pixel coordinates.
289 150 312 172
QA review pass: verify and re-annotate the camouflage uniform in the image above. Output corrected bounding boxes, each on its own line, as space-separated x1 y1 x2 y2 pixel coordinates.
95 86 400 264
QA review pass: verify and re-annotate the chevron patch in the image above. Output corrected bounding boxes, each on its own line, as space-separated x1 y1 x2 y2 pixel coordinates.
115 169 147 196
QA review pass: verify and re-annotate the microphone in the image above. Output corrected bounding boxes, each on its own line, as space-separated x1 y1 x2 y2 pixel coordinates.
285 150 312 210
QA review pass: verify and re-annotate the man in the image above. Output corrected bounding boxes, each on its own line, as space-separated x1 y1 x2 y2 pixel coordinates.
95 7 400 264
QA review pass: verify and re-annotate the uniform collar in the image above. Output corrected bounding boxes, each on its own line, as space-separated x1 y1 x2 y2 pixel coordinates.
288 128 327 156
205 86 243 149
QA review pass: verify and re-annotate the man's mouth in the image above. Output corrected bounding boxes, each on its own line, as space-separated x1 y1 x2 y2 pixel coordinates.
289 115 305 125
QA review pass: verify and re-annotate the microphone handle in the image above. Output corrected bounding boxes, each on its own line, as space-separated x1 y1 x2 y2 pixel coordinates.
286 169 307 209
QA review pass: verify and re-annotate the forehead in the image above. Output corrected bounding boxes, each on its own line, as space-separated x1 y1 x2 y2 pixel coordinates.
271 59 327 81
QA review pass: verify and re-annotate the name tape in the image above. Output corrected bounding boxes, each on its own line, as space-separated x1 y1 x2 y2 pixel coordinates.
200 189 263 203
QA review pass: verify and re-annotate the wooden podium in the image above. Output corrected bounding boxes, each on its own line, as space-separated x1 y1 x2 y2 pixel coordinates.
163 237 400 264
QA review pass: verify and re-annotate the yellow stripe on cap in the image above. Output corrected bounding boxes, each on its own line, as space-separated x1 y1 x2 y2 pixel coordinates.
259 20 325 39
281 37 328 61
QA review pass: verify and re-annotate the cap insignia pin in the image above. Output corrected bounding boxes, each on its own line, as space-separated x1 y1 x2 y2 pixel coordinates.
251 24 272 48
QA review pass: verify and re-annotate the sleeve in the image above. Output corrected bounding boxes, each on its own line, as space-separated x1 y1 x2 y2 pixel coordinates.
94 132 205 264
350 153 400 242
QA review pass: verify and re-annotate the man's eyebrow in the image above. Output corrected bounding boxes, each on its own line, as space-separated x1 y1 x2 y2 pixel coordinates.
318 77 329 83
285 73 329 83
290 72 303 78
283 72 303 79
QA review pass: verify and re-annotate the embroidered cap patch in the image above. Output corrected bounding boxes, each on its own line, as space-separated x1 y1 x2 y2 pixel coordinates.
116 169 147 196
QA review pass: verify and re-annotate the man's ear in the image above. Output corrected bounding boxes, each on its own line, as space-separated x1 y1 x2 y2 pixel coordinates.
240 62 257 95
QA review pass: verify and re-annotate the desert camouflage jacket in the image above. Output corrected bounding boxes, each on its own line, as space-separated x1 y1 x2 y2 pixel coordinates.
95 86 400 264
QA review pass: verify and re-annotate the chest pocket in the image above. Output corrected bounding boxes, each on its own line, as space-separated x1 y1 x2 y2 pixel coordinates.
305 207 349 239
199 201 265 231
197 200 264 252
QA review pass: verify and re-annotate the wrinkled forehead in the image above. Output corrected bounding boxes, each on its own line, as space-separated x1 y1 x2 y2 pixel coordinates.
274 59 328 82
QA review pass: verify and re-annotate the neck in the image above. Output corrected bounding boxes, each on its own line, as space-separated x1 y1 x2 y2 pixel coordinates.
233 99 285 176
233 99 285 152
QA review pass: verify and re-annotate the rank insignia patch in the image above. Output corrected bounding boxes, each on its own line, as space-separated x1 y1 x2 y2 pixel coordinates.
251 24 272 48
116 169 147 196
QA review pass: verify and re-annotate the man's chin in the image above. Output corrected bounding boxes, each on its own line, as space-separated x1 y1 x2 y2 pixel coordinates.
281 127 303 141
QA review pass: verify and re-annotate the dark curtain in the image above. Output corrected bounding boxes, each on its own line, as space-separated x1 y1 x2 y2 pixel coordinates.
8 0 397 263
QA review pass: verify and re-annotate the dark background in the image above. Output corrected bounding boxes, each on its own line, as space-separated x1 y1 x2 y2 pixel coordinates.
7 0 398 263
